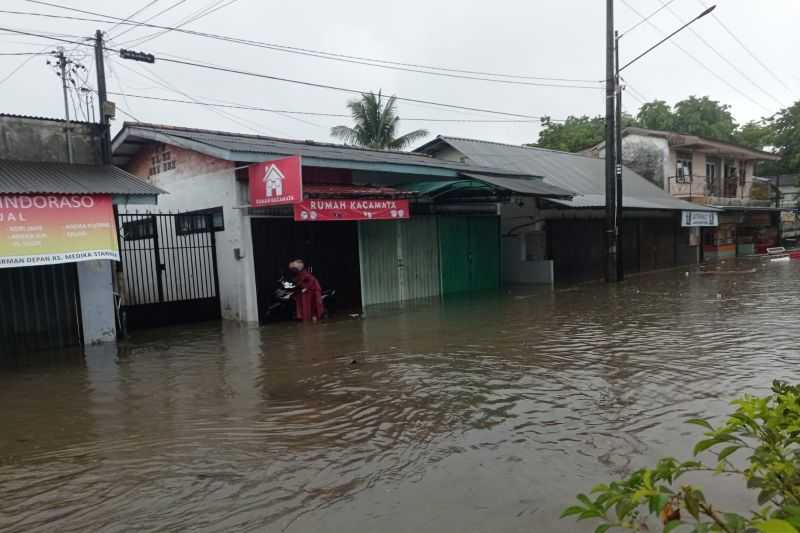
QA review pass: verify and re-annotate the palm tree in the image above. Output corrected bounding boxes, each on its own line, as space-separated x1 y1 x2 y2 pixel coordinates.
330 91 429 150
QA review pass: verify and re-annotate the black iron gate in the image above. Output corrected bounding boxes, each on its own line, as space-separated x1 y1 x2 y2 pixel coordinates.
117 212 221 330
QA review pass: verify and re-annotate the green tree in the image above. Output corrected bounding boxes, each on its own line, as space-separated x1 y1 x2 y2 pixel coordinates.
736 120 775 151
768 101 800 175
330 91 428 150
562 380 800 533
672 96 738 141
534 114 637 152
637 100 674 131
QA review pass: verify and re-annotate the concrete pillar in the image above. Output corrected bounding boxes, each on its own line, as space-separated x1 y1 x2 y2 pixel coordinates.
77 260 117 343
239 214 260 324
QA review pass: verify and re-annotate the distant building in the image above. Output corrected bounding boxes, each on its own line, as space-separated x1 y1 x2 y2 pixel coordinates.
415 135 718 283
584 127 786 259
757 175 800 242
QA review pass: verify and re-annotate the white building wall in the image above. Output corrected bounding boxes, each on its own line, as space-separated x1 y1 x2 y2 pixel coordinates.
123 143 258 323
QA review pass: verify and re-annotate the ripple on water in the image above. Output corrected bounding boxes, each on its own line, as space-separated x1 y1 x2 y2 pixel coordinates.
1 259 800 532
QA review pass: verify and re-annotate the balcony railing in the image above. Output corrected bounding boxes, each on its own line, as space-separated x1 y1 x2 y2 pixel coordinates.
667 175 771 207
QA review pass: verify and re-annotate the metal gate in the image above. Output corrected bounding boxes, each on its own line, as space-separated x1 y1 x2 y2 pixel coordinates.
118 212 221 330
0 263 83 356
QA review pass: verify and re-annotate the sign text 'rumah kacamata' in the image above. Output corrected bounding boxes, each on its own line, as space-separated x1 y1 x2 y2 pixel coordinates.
294 198 410 222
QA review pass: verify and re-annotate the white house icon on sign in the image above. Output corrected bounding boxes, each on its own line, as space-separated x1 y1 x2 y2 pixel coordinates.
263 164 285 197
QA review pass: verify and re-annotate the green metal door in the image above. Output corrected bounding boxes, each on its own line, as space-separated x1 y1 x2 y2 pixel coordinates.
469 216 500 290
439 216 471 294
439 215 500 294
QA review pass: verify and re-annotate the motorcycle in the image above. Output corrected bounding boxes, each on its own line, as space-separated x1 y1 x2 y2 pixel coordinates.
265 277 336 321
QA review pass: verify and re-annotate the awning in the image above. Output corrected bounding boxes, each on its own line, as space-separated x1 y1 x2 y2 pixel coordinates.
460 172 574 198
0 160 164 204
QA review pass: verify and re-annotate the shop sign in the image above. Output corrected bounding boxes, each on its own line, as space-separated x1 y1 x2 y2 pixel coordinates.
294 198 410 222
0 194 119 269
248 155 303 207
681 211 719 227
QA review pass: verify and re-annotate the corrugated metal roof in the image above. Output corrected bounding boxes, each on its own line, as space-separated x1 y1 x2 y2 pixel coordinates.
422 136 717 212
461 172 574 198
113 123 539 178
0 160 164 196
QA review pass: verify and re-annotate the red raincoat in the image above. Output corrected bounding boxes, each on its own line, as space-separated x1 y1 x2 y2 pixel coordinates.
293 270 324 321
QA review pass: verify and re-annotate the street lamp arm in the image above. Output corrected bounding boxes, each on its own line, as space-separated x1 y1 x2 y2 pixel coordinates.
619 4 716 73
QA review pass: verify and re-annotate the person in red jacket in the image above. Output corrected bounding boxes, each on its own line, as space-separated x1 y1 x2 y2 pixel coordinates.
288 259 324 322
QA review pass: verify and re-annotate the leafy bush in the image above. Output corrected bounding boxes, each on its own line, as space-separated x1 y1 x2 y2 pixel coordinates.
562 381 800 533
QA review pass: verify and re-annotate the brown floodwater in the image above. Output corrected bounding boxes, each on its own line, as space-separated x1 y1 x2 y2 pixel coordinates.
2 258 799 532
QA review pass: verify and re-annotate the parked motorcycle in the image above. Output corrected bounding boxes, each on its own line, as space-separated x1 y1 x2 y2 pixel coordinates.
265 277 336 321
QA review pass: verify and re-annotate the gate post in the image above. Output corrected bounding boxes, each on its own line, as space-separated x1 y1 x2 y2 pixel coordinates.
150 214 165 302
208 214 221 302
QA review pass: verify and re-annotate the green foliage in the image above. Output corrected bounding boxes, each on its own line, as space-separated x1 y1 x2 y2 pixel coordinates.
736 120 776 152
672 96 738 141
331 90 429 150
563 381 800 532
534 114 637 152
637 100 674 131
767 101 800 176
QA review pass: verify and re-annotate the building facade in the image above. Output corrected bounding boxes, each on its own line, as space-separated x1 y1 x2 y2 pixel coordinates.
112 123 571 325
415 136 718 283
584 127 784 260
0 114 162 356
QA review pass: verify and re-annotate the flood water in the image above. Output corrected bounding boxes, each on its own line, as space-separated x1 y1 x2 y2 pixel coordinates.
2 258 799 532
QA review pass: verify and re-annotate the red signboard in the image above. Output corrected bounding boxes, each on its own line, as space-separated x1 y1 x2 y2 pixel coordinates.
248 155 303 207
294 198 410 222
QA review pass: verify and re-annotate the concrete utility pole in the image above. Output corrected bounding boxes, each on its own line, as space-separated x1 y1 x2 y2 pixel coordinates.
55 47 74 163
605 0 618 283
605 3 716 283
94 30 111 164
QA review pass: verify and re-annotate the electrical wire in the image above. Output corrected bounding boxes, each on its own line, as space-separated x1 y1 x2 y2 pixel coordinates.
110 57 282 135
697 0 795 95
618 0 677 38
103 91 554 123
18 1 601 85
657 0 784 107
0 43 51 85
619 0 773 113
110 0 188 41
0 26 561 121
123 0 242 48
106 0 160 35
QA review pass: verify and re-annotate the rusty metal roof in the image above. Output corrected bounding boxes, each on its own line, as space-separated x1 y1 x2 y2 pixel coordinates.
0 159 164 196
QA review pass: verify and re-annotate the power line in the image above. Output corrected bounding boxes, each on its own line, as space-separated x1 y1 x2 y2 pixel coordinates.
619 0 773 113
0 25 568 120
696 0 795 96
103 91 555 123
657 0 785 107
122 0 241 48
110 57 282 135
18 1 601 85
0 51 49 56
110 0 188 41
106 0 160 35
618 0 677 38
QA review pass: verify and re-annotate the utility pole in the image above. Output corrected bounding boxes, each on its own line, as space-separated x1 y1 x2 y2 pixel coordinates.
94 29 111 164
604 0 618 282
614 31 624 281
55 47 74 163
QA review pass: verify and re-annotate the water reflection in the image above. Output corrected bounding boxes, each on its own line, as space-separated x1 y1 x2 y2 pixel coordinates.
1 258 799 532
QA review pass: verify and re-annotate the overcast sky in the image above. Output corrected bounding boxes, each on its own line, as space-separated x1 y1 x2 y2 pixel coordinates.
1 0 797 147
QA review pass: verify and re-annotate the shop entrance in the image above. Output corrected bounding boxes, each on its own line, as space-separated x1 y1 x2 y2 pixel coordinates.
251 218 362 323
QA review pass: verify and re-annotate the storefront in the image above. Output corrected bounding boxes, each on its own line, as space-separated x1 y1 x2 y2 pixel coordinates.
0 160 162 354
701 208 782 260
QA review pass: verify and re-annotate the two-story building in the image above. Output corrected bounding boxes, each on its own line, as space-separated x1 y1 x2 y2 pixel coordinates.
585 127 783 260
